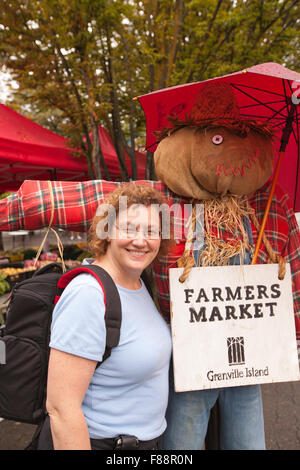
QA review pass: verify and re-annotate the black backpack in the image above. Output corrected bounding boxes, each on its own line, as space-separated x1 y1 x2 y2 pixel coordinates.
0 262 125 426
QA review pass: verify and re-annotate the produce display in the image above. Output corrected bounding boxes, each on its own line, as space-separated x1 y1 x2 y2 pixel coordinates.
0 266 36 276
0 242 90 295
0 248 39 259
0 265 37 289
0 238 91 326
0 271 10 296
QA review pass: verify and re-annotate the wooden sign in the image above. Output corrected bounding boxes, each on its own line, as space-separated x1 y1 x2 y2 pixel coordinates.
169 264 300 392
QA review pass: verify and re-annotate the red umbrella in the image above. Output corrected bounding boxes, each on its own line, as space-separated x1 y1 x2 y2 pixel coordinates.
136 62 300 262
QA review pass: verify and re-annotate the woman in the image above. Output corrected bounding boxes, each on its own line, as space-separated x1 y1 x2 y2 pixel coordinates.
38 183 173 450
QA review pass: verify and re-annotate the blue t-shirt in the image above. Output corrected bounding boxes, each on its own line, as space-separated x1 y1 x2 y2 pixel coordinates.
49 270 172 440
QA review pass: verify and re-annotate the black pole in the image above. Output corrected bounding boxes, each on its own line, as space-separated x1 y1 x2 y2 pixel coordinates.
279 101 296 153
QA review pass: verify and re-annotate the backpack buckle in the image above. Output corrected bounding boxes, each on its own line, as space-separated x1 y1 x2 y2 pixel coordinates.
114 435 139 450
0 338 6 364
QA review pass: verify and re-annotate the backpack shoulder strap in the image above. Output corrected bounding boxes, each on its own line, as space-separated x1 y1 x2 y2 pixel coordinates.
140 269 153 298
56 265 122 368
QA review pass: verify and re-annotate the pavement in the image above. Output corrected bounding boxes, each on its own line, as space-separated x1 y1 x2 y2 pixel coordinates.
0 229 299 450
262 380 300 450
0 380 300 450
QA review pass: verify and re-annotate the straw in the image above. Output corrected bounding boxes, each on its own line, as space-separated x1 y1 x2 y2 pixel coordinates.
33 181 66 273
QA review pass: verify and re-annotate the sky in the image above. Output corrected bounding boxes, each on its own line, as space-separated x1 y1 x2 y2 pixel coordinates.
0 71 10 101
0 69 18 102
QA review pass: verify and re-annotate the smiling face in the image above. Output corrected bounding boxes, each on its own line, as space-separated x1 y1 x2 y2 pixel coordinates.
154 126 274 200
106 204 161 278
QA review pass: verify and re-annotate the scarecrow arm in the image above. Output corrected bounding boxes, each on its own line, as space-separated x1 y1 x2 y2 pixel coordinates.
0 179 173 232
0 180 119 232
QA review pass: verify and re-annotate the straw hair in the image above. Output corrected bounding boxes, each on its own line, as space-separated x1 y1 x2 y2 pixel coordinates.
177 196 253 282
177 195 286 282
155 116 275 144
201 196 252 265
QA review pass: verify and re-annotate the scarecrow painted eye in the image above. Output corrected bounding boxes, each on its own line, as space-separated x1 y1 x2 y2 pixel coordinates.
212 134 224 145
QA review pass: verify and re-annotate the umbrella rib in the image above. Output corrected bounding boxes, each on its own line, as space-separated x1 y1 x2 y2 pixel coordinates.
266 103 290 122
239 99 287 110
230 83 288 119
294 106 300 210
280 78 299 210
282 78 293 108
230 82 286 98
271 120 290 130
291 125 298 145
286 78 296 95
281 78 298 143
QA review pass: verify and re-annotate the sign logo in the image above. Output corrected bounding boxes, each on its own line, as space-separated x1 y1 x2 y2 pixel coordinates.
227 337 245 366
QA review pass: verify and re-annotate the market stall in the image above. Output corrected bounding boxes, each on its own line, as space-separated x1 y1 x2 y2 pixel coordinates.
0 103 147 192
0 241 90 324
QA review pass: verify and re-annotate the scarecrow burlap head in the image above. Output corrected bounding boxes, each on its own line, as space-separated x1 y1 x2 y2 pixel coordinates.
154 82 275 200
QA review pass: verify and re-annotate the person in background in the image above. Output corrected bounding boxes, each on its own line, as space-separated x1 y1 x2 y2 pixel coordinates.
70 231 82 241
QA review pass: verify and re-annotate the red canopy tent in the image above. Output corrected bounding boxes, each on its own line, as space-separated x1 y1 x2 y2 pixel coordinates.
0 103 146 192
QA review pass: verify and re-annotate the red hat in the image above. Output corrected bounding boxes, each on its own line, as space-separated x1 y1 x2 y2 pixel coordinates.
190 81 241 122
155 81 274 142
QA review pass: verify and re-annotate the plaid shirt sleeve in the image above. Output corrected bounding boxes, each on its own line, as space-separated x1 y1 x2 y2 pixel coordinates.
0 179 170 231
0 180 117 231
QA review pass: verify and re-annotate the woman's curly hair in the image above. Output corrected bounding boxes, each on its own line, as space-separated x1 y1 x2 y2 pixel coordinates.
88 183 174 261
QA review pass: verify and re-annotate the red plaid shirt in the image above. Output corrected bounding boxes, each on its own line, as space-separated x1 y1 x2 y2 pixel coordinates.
0 179 299 339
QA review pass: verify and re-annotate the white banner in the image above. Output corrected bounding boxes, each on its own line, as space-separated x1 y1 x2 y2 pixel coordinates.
169 264 300 392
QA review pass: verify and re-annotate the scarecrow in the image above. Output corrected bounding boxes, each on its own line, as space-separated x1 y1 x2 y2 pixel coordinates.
147 81 299 450
0 68 299 450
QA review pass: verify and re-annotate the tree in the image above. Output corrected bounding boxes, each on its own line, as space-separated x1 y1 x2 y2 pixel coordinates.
0 0 129 180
